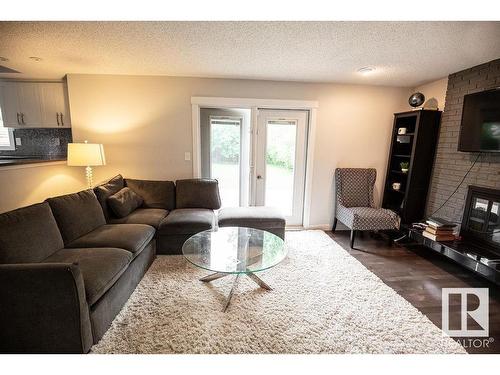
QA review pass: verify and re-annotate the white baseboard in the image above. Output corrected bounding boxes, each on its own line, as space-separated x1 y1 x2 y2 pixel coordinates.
302 224 331 231
286 224 350 231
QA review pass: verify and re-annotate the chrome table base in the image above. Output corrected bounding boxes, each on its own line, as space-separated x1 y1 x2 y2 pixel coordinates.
200 272 272 312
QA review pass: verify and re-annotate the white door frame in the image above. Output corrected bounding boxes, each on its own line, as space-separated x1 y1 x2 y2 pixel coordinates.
191 96 318 228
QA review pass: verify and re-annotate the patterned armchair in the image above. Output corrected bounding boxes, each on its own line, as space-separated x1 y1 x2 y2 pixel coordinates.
333 168 400 248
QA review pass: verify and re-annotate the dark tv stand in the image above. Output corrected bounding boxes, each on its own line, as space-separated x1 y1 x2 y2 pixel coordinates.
408 229 500 285
408 185 500 285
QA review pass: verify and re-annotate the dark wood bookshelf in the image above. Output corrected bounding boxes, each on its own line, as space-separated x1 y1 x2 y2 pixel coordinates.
382 109 442 224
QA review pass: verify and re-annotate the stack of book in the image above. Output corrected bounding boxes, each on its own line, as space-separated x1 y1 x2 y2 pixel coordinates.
422 217 457 242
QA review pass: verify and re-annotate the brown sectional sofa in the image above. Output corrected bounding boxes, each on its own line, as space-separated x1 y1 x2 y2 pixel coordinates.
0 175 285 353
0 177 220 353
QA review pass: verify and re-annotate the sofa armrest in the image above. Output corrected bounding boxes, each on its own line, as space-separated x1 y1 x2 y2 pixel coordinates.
0 263 93 353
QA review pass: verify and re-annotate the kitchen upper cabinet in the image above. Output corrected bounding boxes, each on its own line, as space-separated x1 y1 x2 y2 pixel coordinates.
0 83 21 127
0 81 71 128
40 83 71 128
17 83 43 126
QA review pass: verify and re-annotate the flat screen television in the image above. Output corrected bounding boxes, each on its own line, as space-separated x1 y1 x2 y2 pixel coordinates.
458 88 500 152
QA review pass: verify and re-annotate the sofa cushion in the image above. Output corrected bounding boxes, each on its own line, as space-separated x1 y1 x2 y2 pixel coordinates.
94 175 124 220
175 179 221 209
43 247 132 305
108 208 169 229
218 207 286 228
107 187 144 218
66 224 155 257
0 202 64 264
46 190 106 245
217 207 286 240
158 208 214 236
125 179 175 210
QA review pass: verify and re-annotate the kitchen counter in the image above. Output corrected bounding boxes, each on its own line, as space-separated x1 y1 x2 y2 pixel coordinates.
0 157 67 167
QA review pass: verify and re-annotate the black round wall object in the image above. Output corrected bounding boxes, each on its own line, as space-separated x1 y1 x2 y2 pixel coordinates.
408 92 425 107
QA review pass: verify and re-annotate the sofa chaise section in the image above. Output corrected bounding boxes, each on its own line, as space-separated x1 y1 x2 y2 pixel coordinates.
218 206 286 240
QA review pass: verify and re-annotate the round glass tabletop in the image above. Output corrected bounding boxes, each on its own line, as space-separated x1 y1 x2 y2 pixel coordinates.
182 226 286 274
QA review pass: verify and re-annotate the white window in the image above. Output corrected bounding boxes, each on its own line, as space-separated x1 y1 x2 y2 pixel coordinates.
0 107 15 150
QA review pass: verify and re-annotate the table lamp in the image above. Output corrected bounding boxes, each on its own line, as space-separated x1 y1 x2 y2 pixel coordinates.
67 141 106 188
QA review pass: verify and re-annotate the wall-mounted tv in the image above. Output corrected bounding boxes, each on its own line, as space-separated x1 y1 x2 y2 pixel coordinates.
458 88 500 152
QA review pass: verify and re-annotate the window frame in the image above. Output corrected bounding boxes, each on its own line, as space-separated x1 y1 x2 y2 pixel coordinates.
0 127 15 151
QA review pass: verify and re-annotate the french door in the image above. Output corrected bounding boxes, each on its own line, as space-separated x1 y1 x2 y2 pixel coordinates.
254 110 308 226
203 114 250 207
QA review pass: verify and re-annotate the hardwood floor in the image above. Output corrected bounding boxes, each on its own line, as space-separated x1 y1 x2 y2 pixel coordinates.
327 230 500 354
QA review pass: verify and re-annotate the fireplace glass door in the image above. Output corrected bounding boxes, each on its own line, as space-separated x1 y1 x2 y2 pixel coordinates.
463 186 500 249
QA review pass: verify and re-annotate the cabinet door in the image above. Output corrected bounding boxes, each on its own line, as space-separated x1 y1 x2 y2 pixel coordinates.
58 83 71 127
40 83 62 127
17 83 42 126
0 83 22 127
40 82 71 128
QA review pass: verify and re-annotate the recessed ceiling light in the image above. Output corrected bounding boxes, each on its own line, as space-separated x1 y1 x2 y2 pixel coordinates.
29 56 42 62
357 67 375 75
0 57 8 62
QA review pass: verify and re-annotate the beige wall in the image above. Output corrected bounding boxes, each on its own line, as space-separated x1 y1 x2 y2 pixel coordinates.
0 163 86 212
1 74 410 226
413 77 448 111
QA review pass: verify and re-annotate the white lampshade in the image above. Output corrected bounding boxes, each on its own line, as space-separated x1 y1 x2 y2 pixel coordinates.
67 142 106 166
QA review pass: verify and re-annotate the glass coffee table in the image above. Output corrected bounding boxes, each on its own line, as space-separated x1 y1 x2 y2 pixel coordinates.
182 226 286 312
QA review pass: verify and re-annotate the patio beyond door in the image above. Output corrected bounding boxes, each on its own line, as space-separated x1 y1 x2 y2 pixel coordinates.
255 110 308 226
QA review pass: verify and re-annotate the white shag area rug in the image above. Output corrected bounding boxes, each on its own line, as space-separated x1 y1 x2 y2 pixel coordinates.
92 230 466 354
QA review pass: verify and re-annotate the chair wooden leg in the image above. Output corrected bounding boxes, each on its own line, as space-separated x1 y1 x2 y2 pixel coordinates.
350 230 356 249
332 217 338 232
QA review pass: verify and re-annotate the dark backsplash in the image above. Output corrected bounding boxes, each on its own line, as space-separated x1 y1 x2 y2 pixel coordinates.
0 128 72 158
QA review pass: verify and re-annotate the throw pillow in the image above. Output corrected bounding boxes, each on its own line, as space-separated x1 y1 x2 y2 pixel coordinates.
107 187 144 218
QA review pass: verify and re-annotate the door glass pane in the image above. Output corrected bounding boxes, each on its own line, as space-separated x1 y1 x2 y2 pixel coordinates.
265 120 296 215
210 119 241 207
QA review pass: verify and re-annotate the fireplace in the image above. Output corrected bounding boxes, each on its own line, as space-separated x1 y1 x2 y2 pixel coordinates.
461 185 500 252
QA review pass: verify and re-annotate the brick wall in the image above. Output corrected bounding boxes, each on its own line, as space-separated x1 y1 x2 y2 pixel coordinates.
426 58 500 223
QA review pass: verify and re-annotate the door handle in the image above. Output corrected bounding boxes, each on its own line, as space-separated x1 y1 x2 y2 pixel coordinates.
16 112 20 125
21 113 25 125
257 175 263 180
56 113 60 126
60 113 64 126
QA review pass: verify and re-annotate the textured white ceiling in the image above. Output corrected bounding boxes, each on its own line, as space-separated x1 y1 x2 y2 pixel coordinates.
1 21 499 86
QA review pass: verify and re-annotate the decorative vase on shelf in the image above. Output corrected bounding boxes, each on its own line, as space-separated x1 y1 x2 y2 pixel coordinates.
400 162 409 174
